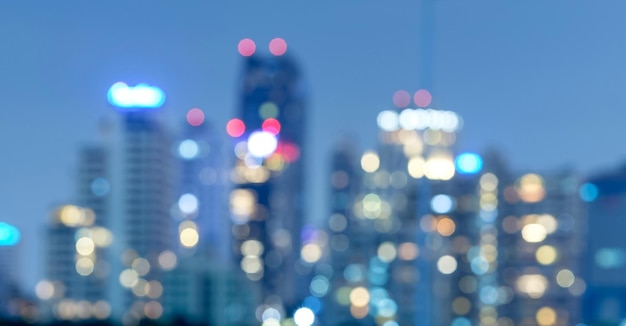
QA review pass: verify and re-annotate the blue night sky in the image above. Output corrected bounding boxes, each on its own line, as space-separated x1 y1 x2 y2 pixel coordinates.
2 0 626 292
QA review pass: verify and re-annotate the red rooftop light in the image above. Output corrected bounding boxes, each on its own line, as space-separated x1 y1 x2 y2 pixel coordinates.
238 38 256 57
392 90 411 108
414 89 432 108
269 38 287 56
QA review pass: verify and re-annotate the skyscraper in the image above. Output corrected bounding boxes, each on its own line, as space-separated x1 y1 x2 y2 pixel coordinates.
582 166 626 324
37 145 113 322
173 108 230 260
228 38 309 319
322 90 466 325
106 82 174 323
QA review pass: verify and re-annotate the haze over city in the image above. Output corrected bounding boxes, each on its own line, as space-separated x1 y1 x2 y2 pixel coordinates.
2 2 626 325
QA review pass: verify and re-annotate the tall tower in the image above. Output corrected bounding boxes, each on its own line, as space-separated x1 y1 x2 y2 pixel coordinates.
37 146 113 322
173 108 229 260
580 167 626 324
322 90 467 326
106 82 175 323
228 38 308 318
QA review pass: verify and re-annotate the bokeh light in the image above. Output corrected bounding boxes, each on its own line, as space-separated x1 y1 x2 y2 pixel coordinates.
413 89 432 107
238 38 256 56
516 173 546 203
536 245 558 265
259 102 279 119
521 223 548 243
392 90 411 108
248 131 278 158
361 151 380 173
455 153 483 174
184 108 204 126
293 307 314 326
431 194 455 214
536 307 557 326
0 222 20 246
437 255 458 274
262 118 281 135
377 110 399 131
350 287 370 307
179 140 199 160
178 193 199 215
269 38 288 56
179 228 199 248
107 82 165 109
579 183 598 202
226 118 246 137
158 250 177 271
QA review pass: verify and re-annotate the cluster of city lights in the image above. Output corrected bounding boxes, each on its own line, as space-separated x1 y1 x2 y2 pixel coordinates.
23 60 603 326
35 206 116 320
377 108 462 133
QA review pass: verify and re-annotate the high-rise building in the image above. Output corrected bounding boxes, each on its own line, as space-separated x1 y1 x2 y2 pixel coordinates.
228 38 309 319
322 139 364 325
582 165 626 324
322 90 467 326
106 82 175 324
492 169 585 326
38 204 112 322
37 146 113 322
173 108 230 260
161 255 260 326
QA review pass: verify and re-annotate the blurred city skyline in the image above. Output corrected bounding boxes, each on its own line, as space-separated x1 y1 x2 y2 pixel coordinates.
3 0 626 293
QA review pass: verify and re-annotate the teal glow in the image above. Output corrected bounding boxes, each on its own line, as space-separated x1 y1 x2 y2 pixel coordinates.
107 82 165 109
0 222 20 246
455 152 483 174
579 183 599 202
596 248 625 269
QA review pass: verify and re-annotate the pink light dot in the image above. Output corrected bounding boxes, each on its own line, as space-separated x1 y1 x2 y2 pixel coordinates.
186 108 205 127
262 118 281 135
392 90 411 108
278 142 300 163
414 89 432 107
238 38 256 57
226 119 246 137
269 38 287 56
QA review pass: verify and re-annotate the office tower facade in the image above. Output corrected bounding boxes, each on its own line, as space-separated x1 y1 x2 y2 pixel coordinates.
174 108 229 260
107 110 175 324
492 166 586 326
161 255 260 325
322 90 468 325
322 139 364 325
38 145 113 322
228 40 309 320
38 204 112 321
582 166 626 324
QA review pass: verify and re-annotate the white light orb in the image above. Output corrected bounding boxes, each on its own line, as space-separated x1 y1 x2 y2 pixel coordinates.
294 307 315 326
178 194 199 214
377 110 399 131
179 140 199 159
247 131 278 158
